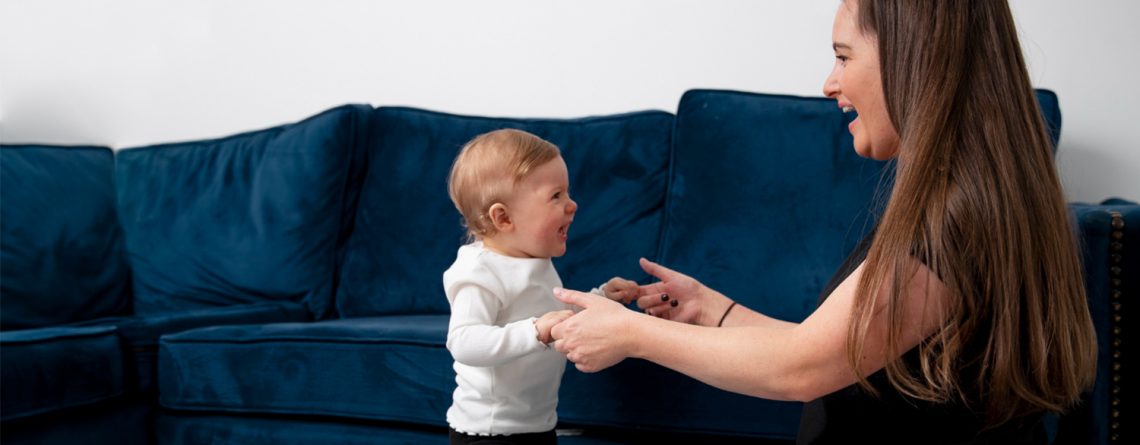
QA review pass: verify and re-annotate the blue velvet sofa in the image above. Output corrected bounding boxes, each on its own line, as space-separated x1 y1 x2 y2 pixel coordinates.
1 89 1133 445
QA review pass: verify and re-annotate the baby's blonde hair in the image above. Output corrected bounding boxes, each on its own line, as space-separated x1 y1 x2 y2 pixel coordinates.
447 129 560 240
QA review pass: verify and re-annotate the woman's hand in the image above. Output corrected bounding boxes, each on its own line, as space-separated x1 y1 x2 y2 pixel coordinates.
635 258 733 326
550 288 637 372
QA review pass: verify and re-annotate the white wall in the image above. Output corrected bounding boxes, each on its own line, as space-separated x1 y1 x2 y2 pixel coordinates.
1 0 1136 202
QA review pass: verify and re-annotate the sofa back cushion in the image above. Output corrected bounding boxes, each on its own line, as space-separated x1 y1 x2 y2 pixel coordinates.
559 91 882 439
564 89 1064 439
660 88 1063 325
335 107 674 317
1 145 132 330
115 105 371 317
1036 89 1062 150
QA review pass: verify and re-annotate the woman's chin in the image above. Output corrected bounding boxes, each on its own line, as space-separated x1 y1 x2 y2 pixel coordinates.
854 142 898 161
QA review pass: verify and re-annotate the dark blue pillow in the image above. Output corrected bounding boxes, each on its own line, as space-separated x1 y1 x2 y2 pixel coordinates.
1 145 131 330
115 105 371 317
1035 88 1062 150
335 107 674 316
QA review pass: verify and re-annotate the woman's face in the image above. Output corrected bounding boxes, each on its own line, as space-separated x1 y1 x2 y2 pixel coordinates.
823 1 899 160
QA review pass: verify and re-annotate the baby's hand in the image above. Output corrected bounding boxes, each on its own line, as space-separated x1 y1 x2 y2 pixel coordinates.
601 277 639 304
535 310 574 344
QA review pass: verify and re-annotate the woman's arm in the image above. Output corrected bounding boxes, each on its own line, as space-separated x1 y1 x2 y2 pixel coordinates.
631 258 781 328
551 259 948 402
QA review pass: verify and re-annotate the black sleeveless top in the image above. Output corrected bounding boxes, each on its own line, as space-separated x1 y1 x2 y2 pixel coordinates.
795 229 1047 445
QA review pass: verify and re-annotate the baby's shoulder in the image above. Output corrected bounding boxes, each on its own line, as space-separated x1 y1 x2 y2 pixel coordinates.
443 245 508 293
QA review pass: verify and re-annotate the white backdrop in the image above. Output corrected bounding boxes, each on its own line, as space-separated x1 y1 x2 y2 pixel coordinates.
1 0 1136 202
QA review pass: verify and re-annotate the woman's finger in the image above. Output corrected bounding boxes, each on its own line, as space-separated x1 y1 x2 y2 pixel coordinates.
636 292 671 310
637 281 671 297
639 258 682 281
554 287 605 309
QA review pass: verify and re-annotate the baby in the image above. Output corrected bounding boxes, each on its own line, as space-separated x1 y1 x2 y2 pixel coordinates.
443 129 635 444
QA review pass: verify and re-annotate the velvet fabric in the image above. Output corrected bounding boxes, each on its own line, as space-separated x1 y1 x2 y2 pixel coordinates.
663 89 884 330
593 88 1064 440
555 91 879 440
156 413 449 445
3 88 1098 444
335 107 674 317
0 145 131 330
75 301 311 393
659 87 1061 333
158 316 454 426
0 326 125 421
559 358 802 440
1036 89 1062 150
1053 201 1139 445
115 105 371 318
0 394 152 445
154 413 720 445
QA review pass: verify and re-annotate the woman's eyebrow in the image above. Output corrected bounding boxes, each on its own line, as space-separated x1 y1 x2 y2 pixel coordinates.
833 42 852 51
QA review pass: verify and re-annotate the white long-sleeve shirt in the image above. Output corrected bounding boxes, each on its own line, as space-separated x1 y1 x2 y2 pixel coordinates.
443 242 571 436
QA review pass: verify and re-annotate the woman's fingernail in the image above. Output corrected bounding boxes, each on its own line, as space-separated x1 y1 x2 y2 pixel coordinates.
661 294 669 301
553 287 565 296
645 309 653 316
670 299 679 307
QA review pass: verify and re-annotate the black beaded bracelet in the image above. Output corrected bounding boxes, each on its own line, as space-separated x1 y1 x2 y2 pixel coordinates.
717 302 737 327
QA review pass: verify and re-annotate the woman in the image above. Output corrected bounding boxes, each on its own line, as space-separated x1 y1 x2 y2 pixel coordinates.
549 1 1097 443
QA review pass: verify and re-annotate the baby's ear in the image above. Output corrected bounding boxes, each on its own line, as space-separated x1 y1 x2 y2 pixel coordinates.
488 203 513 232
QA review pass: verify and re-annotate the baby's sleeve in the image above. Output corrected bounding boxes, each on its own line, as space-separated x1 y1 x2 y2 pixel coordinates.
446 282 546 367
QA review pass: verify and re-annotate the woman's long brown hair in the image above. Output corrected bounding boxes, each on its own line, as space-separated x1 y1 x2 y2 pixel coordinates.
846 0 1097 425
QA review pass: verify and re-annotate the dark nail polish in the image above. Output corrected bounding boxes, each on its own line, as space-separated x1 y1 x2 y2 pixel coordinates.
670 299 679 307
661 294 669 301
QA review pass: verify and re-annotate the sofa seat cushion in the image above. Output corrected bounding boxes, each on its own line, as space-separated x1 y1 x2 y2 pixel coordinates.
115 104 372 318
74 301 311 393
157 413 452 445
158 315 453 426
559 358 803 440
335 108 674 317
1 394 152 445
0 145 130 330
0 326 125 421
156 412 703 445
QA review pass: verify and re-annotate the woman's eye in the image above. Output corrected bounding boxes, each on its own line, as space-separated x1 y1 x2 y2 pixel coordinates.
835 55 848 65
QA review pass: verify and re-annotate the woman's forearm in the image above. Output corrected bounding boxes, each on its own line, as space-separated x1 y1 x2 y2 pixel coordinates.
626 310 818 402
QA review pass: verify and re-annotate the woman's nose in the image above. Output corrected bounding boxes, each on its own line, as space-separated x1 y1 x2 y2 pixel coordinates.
823 67 840 98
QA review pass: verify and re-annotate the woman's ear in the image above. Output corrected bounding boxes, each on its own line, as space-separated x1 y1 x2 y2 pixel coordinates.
488 203 513 233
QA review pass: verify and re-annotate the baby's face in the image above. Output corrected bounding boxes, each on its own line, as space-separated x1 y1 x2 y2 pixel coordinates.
498 156 577 258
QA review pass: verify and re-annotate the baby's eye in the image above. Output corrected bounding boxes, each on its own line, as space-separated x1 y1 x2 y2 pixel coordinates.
552 192 561 200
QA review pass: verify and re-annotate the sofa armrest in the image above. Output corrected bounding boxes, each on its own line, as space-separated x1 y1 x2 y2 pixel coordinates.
1056 201 1138 445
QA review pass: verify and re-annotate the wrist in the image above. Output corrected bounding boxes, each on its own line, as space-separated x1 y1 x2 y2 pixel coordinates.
699 292 735 327
716 301 737 327
533 317 550 344
625 312 651 359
